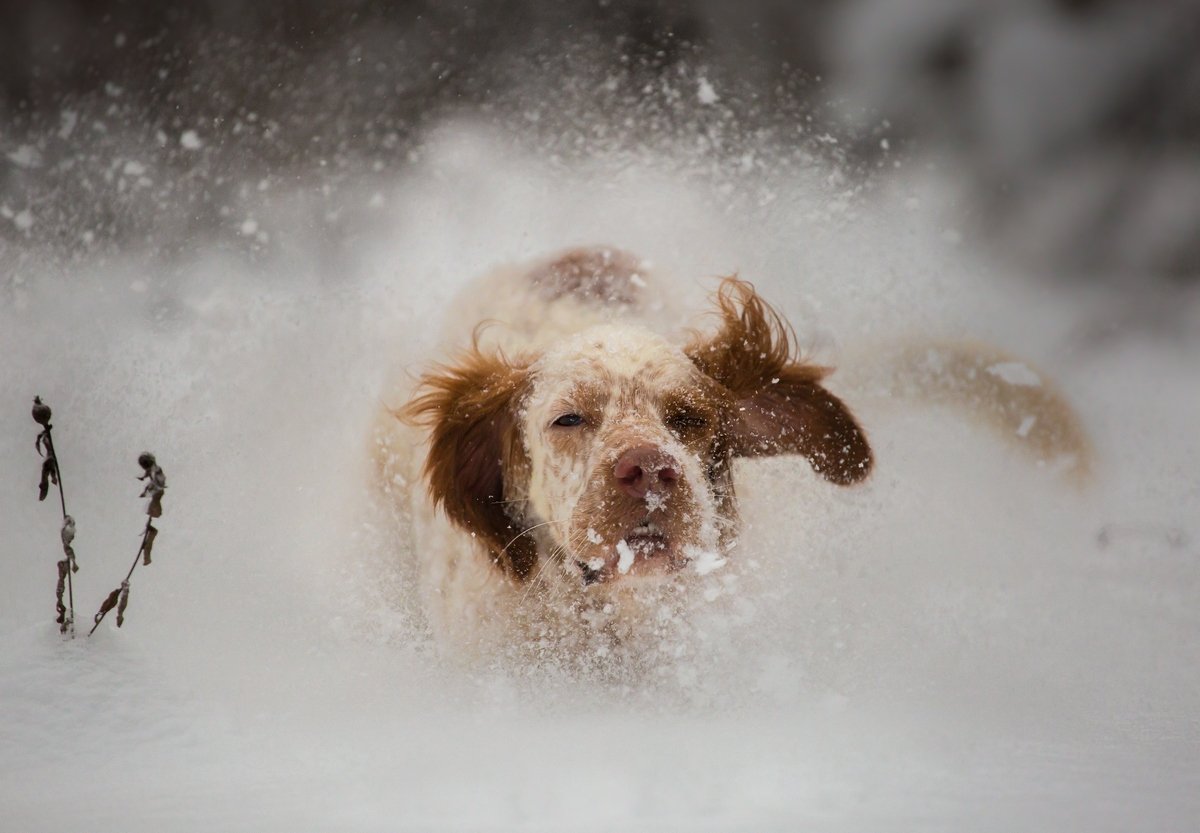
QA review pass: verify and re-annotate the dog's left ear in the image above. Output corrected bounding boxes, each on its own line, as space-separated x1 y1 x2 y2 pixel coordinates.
687 278 873 485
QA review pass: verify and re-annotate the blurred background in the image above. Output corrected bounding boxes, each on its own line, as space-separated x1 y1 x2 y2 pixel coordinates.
3 5 1199 829
3 0 1200 293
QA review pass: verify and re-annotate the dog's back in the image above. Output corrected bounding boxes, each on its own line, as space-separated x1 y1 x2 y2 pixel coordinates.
443 246 681 355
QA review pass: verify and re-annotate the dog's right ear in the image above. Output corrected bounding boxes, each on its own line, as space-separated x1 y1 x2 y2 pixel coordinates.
401 349 535 579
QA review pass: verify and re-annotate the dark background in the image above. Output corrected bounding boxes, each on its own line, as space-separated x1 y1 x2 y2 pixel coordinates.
3 0 1199 284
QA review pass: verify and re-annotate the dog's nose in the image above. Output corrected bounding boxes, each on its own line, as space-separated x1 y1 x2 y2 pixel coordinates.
614 445 680 499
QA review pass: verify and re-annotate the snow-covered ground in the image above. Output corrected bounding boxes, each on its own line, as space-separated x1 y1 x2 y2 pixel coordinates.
2 124 1197 831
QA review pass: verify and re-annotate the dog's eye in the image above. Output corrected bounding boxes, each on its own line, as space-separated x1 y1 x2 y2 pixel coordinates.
666 411 707 432
552 413 585 427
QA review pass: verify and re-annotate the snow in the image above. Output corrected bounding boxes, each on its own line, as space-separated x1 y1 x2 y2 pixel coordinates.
1 124 1197 832
8 145 42 168
58 110 78 139
987 361 1042 387
1016 415 1037 438
180 130 204 150
689 548 727 577
615 539 635 574
696 77 720 105
644 490 667 513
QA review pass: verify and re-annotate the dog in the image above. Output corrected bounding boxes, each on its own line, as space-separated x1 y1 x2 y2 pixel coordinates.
374 246 1089 661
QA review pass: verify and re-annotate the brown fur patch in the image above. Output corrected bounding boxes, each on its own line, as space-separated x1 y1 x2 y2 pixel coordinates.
687 278 874 485
401 348 537 579
892 341 1093 483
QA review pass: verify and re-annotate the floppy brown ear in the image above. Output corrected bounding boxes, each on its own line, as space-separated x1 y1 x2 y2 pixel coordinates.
687 278 873 485
401 349 536 578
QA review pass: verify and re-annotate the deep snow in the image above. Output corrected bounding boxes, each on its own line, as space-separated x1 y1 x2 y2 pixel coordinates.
2 125 1198 831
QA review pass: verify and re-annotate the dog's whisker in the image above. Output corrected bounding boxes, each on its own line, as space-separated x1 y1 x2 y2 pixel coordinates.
512 520 580 609
518 526 588 608
499 517 569 557
519 543 564 607
526 533 588 608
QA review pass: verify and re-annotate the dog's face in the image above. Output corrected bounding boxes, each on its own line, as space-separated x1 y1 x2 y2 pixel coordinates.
405 279 872 586
521 326 733 584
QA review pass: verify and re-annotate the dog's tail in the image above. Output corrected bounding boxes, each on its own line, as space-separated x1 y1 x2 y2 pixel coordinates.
844 340 1093 485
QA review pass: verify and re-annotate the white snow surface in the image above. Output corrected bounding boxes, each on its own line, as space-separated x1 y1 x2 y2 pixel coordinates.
1 124 1198 831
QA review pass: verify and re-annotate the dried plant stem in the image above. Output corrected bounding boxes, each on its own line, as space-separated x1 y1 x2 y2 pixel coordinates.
42 433 75 627
33 397 169 638
42 432 68 517
88 519 153 636
33 397 77 637
89 453 165 636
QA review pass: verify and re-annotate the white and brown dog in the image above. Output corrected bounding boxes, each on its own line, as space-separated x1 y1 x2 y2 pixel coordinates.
374 247 1087 659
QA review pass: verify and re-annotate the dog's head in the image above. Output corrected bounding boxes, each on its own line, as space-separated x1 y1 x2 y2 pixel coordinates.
404 279 872 585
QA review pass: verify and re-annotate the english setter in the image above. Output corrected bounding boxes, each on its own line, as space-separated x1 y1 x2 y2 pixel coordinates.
375 246 1087 659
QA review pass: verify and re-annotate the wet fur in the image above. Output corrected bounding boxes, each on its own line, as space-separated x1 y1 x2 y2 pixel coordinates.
376 246 1090 659
377 247 872 657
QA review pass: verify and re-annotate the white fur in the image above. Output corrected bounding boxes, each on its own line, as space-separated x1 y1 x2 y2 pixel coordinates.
374 252 707 661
